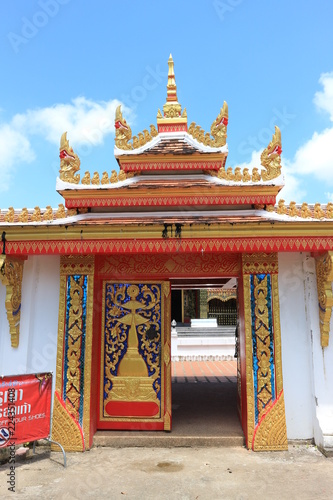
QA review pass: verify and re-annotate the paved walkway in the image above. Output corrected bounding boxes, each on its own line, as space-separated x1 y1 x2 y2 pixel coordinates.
172 360 237 383
1 445 332 499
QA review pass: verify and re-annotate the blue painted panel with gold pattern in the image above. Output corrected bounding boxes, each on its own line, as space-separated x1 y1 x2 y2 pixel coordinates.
250 273 275 424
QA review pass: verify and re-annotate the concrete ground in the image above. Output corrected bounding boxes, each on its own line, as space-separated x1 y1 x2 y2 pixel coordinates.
1 362 332 499
1 444 332 499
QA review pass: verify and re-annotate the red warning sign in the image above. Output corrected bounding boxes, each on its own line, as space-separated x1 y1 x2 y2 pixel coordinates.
0 373 52 447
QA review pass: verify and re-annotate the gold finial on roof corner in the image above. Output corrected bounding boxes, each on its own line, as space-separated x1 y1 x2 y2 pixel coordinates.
115 104 158 151
59 132 80 184
261 126 282 181
187 101 228 147
115 105 133 150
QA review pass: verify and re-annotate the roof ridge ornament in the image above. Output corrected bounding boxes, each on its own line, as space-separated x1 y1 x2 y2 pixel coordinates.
163 54 182 118
187 101 228 148
59 132 80 184
156 54 188 132
260 126 282 181
115 105 158 150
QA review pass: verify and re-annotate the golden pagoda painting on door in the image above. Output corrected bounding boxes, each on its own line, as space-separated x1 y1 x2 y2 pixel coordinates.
98 281 171 430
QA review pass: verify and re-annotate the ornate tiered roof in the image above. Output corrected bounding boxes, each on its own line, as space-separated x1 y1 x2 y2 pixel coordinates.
55 54 286 210
1 55 333 257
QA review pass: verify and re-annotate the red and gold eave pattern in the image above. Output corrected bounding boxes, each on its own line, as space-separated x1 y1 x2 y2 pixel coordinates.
4 233 333 256
2 205 333 256
58 182 280 209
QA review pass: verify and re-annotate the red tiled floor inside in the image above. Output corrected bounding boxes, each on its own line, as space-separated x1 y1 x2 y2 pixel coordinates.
172 360 237 384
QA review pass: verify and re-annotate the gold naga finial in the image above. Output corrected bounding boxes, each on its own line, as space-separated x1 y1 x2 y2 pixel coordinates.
261 126 282 181
59 132 80 184
187 101 228 148
115 105 133 150
115 105 158 151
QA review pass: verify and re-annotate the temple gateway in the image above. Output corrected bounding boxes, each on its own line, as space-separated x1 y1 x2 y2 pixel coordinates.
1 56 333 454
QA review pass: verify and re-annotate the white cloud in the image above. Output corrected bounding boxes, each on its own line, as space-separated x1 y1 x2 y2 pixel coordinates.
0 125 35 192
234 150 262 172
285 73 333 185
314 72 333 120
279 159 306 203
0 97 132 191
233 73 333 201
287 127 333 181
12 97 129 147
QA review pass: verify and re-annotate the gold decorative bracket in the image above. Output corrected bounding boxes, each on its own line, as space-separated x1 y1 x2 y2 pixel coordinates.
315 251 333 347
0 255 25 347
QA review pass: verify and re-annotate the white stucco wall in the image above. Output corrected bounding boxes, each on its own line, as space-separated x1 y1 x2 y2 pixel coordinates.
302 254 333 452
279 252 314 439
0 256 60 395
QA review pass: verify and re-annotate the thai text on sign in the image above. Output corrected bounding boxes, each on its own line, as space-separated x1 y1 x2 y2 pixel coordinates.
0 373 52 448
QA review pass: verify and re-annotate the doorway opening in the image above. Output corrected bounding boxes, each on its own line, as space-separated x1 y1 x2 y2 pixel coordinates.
170 278 244 443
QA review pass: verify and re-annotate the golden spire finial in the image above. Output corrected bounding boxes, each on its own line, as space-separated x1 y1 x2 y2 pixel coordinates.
158 54 184 124
166 54 177 103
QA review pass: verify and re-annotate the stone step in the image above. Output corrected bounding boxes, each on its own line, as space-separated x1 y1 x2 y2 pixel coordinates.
93 432 245 448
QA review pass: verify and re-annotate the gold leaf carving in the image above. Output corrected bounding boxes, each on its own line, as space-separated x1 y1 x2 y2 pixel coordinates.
261 126 282 181
315 251 333 347
31 206 42 222
18 208 29 223
5 208 15 223
56 204 66 219
59 132 80 184
97 253 241 278
188 101 228 148
242 253 278 275
300 202 312 218
115 105 157 151
91 172 100 185
252 391 288 451
51 392 84 452
43 206 54 221
0 256 24 347
60 255 95 276
81 171 91 185
101 172 109 184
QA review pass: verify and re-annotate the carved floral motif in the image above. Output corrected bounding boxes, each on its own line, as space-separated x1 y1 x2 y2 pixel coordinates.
315 251 333 347
0 256 24 347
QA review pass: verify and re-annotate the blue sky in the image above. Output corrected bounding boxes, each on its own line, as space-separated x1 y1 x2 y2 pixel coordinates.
1 0 333 209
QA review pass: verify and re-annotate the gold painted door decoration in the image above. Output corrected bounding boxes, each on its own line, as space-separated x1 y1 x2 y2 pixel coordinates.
99 281 171 430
